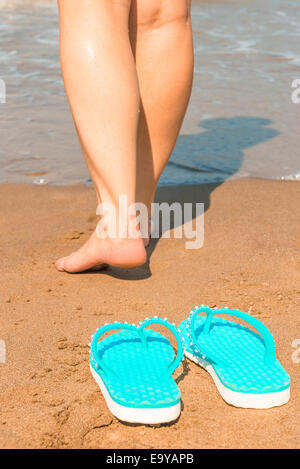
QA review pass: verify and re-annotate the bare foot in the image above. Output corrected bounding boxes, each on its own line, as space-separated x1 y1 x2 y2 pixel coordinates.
55 231 147 273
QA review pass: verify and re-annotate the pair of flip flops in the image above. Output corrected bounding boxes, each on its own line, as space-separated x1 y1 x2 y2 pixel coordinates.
89 307 290 424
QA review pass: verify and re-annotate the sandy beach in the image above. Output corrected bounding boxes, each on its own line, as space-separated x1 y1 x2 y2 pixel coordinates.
0 178 299 449
0 0 300 451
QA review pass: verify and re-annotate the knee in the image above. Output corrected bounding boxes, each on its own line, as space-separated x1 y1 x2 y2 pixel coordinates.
131 0 191 31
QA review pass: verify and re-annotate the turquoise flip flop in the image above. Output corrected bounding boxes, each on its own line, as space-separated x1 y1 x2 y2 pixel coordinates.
90 317 184 424
179 306 290 409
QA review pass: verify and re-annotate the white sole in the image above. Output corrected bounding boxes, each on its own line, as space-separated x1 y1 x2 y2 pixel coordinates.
185 351 290 409
90 365 181 424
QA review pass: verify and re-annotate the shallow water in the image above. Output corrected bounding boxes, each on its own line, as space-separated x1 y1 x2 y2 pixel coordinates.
0 0 299 186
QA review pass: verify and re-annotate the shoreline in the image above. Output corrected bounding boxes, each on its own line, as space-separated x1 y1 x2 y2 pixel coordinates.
0 178 299 448
1 1 300 186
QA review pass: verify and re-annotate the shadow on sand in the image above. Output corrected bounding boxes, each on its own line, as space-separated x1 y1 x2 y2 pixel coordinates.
86 116 279 280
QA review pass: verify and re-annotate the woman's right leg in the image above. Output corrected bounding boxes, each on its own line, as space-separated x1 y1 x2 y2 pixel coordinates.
55 0 146 273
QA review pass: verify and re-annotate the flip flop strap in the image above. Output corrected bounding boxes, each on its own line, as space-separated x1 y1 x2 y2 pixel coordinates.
188 306 276 367
90 317 184 379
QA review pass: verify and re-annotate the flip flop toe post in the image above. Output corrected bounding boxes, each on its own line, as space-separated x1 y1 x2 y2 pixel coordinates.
179 306 290 409
90 318 184 424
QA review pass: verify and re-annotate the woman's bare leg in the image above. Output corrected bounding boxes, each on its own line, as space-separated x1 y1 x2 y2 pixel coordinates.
129 0 194 239
55 0 146 272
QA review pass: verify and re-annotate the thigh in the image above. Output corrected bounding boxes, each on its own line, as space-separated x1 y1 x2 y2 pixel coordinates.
129 0 191 30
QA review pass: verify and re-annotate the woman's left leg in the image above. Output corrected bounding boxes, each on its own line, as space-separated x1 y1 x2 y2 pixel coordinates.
130 0 194 222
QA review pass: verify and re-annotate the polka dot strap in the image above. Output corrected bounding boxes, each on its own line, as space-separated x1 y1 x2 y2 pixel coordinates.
90 317 184 379
188 306 276 367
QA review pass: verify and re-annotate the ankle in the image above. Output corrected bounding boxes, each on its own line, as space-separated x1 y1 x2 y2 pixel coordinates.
96 197 152 241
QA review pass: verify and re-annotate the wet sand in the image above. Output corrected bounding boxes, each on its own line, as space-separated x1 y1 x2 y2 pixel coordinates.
0 178 299 448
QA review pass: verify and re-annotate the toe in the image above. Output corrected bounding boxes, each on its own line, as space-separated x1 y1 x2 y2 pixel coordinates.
55 257 66 272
